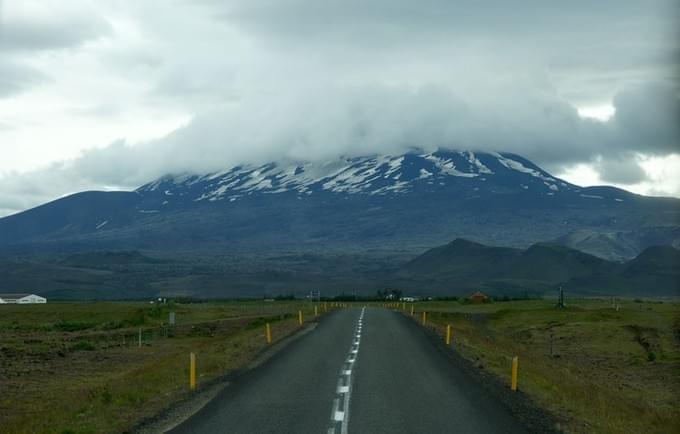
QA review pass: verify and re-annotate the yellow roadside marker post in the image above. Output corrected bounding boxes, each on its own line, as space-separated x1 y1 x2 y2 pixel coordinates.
315 305 319 317
189 353 196 391
446 324 452 345
265 323 272 344
402 302 405 310
298 310 304 325
511 356 519 391
421 311 427 326
410 305 415 316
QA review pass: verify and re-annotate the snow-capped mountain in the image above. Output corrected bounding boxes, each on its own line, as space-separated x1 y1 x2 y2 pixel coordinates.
0 150 677 256
135 150 620 207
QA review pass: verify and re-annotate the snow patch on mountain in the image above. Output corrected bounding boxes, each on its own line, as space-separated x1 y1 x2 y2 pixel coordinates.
422 154 478 178
492 152 555 182
465 151 493 174
136 150 580 205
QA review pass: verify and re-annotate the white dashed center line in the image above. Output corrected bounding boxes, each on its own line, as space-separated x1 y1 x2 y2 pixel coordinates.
327 306 365 434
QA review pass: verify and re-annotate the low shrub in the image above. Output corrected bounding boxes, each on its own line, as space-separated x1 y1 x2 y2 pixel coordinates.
54 321 94 332
68 341 95 352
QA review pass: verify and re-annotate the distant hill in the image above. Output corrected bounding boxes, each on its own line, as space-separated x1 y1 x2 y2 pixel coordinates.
401 238 522 276
616 245 680 294
0 242 676 299
399 239 679 297
554 227 680 261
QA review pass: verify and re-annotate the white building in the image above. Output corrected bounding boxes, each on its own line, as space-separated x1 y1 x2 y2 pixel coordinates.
0 293 47 304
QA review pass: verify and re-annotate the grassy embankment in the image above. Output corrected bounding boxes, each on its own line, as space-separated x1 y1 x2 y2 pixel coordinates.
404 298 680 434
0 300 328 434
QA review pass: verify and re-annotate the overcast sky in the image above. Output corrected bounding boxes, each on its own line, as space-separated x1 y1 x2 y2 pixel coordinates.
0 0 679 217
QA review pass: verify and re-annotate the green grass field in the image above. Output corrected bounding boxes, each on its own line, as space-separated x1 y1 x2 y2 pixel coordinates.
405 298 680 434
0 300 325 434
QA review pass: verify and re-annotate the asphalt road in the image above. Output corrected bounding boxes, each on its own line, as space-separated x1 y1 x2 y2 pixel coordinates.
169 307 528 434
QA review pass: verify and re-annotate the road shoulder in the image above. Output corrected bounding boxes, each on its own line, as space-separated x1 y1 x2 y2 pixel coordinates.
405 312 565 433
131 320 320 434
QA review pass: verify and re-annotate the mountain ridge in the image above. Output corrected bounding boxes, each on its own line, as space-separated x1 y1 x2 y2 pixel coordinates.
1 239 676 299
0 149 678 259
398 238 679 296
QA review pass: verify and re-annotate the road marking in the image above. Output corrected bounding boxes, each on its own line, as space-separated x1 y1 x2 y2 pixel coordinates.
331 397 344 421
328 306 366 434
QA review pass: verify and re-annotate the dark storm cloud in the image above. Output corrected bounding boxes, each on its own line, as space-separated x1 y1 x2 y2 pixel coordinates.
223 0 666 41
220 0 678 74
0 6 112 52
197 0 680 119
597 156 650 185
611 83 680 155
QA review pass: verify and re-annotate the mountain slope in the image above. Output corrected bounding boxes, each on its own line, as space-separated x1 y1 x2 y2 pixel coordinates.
0 150 678 256
403 238 523 276
617 245 680 294
0 191 141 246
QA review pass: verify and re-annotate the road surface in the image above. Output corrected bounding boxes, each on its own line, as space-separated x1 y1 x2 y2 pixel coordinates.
169 307 528 434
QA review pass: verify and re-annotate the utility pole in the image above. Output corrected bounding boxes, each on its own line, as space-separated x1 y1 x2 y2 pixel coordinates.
550 331 554 357
557 286 565 308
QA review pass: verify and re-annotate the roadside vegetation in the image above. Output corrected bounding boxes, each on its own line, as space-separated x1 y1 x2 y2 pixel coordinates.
0 300 322 434
3 297 677 434
407 297 680 434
